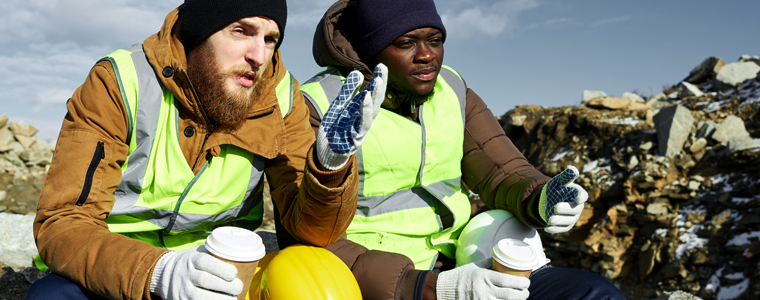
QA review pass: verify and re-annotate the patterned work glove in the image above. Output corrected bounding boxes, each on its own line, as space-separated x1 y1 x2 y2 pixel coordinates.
316 64 388 170
150 247 243 300
436 262 530 300
538 166 589 234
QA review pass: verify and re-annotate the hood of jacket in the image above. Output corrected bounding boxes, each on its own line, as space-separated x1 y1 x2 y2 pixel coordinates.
141 5 290 159
312 0 375 80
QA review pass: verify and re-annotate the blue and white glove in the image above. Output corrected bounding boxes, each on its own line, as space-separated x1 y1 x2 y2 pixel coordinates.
539 166 588 234
316 64 388 170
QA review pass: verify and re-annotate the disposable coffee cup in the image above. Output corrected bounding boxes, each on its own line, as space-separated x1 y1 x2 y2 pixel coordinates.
205 226 266 300
491 238 539 278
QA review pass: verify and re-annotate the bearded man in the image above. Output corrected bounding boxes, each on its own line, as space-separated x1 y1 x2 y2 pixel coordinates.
26 0 387 299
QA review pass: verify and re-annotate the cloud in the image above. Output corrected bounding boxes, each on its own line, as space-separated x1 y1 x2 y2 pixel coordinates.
440 0 540 38
285 0 336 28
525 17 576 29
591 16 632 27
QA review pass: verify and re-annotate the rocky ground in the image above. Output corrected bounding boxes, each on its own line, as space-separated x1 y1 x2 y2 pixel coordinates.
1 55 759 299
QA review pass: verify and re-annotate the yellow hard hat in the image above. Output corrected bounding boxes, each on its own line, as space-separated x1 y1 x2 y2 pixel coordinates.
258 245 362 300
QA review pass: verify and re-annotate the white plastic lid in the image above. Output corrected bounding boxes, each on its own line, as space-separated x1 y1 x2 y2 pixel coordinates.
492 238 539 271
204 227 266 262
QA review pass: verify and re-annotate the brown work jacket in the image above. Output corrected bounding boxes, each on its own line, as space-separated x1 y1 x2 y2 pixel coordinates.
33 6 358 300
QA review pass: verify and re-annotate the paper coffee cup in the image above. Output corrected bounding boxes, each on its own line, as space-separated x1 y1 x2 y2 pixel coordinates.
491 238 539 278
205 226 266 300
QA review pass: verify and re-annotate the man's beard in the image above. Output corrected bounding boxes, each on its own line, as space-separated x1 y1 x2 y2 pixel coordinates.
187 41 268 133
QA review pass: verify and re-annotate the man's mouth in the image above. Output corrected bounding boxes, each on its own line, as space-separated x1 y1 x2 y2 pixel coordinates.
236 71 256 88
411 69 436 81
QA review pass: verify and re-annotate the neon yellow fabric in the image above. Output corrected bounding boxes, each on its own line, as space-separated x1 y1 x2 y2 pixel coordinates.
302 66 471 269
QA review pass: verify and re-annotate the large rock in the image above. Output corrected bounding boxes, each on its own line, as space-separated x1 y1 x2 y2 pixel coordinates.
696 120 717 139
7 121 38 137
678 81 704 98
653 105 694 157
587 97 631 110
711 115 750 144
18 150 53 166
683 57 725 84
621 92 645 103
0 213 37 269
582 90 607 104
728 135 759 152
715 61 760 88
0 127 14 152
0 114 8 129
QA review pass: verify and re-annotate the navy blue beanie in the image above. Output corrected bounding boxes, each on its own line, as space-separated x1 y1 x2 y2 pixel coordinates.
354 0 446 59
181 0 287 54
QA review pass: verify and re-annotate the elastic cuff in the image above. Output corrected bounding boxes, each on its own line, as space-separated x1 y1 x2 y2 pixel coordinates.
149 251 175 293
308 146 353 188
536 184 549 224
414 271 430 300
316 141 351 170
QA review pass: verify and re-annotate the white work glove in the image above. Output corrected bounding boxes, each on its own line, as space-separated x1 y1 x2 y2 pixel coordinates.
316 64 388 170
436 262 530 300
150 247 243 300
539 165 589 234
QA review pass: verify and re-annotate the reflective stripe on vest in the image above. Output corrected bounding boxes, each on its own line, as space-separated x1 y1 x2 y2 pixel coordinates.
301 65 470 269
100 44 292 250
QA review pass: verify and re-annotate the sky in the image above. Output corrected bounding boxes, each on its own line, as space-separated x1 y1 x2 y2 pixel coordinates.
1 0 759 142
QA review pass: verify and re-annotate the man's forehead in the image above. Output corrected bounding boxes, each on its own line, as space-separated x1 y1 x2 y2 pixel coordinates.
234 16 280 36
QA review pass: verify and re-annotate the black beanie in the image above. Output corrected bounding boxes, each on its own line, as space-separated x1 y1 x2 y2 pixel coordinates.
181 0 288 54
354 0 446 59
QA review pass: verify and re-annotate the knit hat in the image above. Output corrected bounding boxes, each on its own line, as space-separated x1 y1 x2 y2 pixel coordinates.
180 0 288 53
354 0 446 59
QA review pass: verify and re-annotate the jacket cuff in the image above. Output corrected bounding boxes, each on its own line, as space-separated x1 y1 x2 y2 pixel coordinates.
526 186 548 228
308 145 353 188
397 269 436 300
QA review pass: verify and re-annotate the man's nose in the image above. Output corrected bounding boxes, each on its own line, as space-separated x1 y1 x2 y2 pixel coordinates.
244 38 267 67
414 44 435 63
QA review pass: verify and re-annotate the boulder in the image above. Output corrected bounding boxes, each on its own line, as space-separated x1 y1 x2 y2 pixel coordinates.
683 57 725 84
689 138 707 153
18 150 53 166
678 81 704 98
727 136 759 152
7 121 38 137
0 114 8 129
0 127 14 152
621 92 645 103
509 115 527 127
653 105 694 157
587 97 631 110
715 61 760 88
0 213 38 269
582 90 607 104
739 54 760 66
711 115 750 144
696 120 717 139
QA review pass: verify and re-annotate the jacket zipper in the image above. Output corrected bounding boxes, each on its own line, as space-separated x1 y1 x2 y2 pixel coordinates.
75 141 105 206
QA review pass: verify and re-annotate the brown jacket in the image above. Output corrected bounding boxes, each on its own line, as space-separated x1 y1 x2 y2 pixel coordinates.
33 7 358 300
296 1 552 299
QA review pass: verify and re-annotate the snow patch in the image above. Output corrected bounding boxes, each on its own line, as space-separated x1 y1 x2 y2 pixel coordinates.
724 272 744 280
726 231 760 247
550 148 568 161
676 225 709 259
717 278 750 300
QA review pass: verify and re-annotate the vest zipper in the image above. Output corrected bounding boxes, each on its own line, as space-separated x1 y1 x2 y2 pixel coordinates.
76 141 105 206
